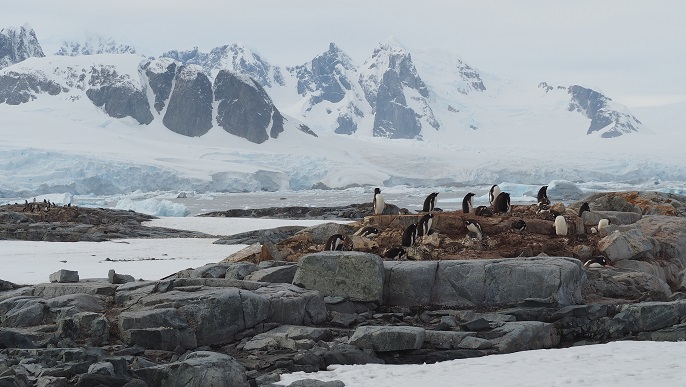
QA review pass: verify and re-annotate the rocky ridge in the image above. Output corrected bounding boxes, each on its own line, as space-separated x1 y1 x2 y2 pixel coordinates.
2 191 686 386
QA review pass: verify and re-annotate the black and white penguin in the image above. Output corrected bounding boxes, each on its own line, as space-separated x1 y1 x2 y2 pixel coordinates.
383 247 406 260
578 202 590 217
512 219 527 232
401 223 418 247
417 213 434 237
422 192 439 212
324 234 346 251
474 206 493 217
489 185 501 207
462 192 475 214
465 219 483 240
354 226 379 238
493 192 511 213
598 218 610 232
537 202 551 215
583 256 609 268
537 185 550 205
554 215 568 236
373 188 385 215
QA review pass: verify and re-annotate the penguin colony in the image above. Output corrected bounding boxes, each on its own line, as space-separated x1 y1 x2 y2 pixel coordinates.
319 185 603 265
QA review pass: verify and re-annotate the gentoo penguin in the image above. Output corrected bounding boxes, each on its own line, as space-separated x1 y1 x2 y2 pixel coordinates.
474 206 493 217
554 215 568 236
373 188 385 215
401 223 418 247
597 218 610 232
417 213 434 237
537 202 551 215
383 247 406 260
422 192 439 212
462 193 476 214
354 226 379 238
578 202 590 217
537 185 550 205
493 192 511 213
465 219 483 240
584 256 609 268
324 234 346 251
489 185 501 207
512 219 527 232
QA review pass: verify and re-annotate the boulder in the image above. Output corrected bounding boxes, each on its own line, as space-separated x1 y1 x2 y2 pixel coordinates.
49 270 79 283
638 216 686 267
222 242 262 263
107 269 135 284
581 211 642 227
583 268 672 302
487 321 559 353
293 252 385 303
348 326 425 352
597 228 656 262
134 351 248 387
244 264 298 283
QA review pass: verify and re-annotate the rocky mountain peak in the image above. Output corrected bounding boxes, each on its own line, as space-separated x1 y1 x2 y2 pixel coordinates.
55 33 137 56
0 24 44 69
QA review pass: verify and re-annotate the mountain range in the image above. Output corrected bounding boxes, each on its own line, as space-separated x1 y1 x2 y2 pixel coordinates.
0 24 644 145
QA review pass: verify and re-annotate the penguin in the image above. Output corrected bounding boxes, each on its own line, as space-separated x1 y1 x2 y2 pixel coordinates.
401 223 418 247
584 256 609 268
373 188 385 215
417 213 434 237
383 247 406 260
465 219 483 240
462 192 476 214
493 192 511 213
554 215 568 236
354 226 379 238
422 192 439 212
512 219 527 232
578 202 590 217
324 234 346 251
474 206 493 217
537 185 550 205
537 202 551 215
489 185 501 207
597 218 610 232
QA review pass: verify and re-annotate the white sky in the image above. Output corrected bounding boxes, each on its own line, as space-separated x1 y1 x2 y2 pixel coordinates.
1 1 685 107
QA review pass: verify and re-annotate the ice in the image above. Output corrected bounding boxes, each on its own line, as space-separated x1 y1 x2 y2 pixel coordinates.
114 198 190 217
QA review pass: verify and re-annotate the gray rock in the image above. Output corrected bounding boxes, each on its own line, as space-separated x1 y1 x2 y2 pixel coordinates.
49 270 79 283
581 211 641 226
0 329 36 349
583 268 672 302
457 336 493 350
488 321 559 353
143 58 177 113
224 262 260 280
86 65 154 125
372 69 422 139
296 223 353 245
607 301 686 339
118 308 190 344
598 229 656 262
293 252 385 303
547 180 585 201
423 330 472 349
134 351 248 387
87 362 114 376
189 263 230 279
243 325 331 351
36 376 68 387
348 325 425 352
638 216 686 267
162 65 213 137
244 264 298 284
107 269 135 284
287 380 345 387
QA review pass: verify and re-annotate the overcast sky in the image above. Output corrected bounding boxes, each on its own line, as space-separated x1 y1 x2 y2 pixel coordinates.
2 0 685 108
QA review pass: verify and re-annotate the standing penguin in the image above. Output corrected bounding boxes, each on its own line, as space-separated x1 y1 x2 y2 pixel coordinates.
489 185 501 207
578 202 590 217
324 234 346 251
494 192 511 213
462 192 476 214
373 188 385 215
465 219 483 241
554 215 568 236
402 223 418 247
417 213 434 237
537 185 550 205
422 192 439 212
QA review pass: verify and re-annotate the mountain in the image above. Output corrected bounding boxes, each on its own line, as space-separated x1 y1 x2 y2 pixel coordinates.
55 33 137 56
0 24 44 69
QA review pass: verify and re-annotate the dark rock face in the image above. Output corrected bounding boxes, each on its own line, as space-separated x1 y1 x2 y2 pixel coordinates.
163 65 213 136
373 70 422 139
86 65 154 125
142 58 177 113
214 70 283 144
294 43 354 104
0 71 63 104
0 25 44 69
567 85 641 138
455 59 486 94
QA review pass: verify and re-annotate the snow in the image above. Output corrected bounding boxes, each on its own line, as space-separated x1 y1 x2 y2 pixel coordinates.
276 340 686 386
114 197 190 217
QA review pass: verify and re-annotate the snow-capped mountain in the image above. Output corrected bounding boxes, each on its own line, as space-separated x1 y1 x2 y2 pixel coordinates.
0 24 44 69
55 33 137 56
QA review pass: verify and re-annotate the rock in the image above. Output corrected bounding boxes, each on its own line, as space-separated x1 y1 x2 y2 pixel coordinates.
424 330 472 349
286 380 345 387
638 216 686 267
581 211 642 227
348 326 425 352
222 242 262 263
547 180 585 201
87 362 115 376
224 262 260 280
243 325 331 351
296 223 353 244
49 270 79 283
189 263 230 279
107 269 135 284
293 252 385 303
244 264 298 283
487 321 559 353
576 191 686 216
134 351 248 387
0 329 36 349
583 268 672 302
598 228 656 262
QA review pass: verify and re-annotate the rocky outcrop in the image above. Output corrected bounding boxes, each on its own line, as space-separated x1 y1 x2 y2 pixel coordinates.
162 65 213 136
86 64 154 125
143 58 177 113
567 85 642 138
0 71 64 104
0 25 44 69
